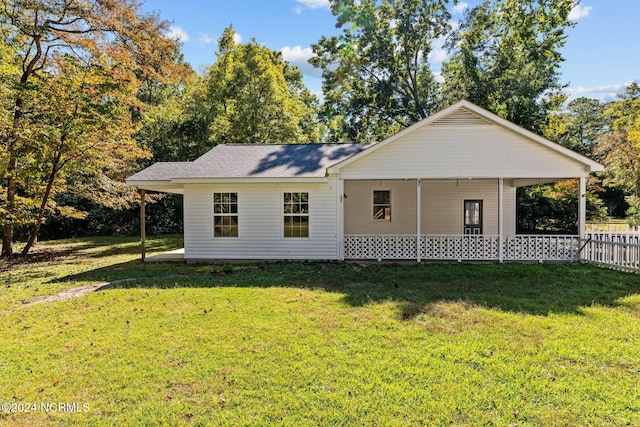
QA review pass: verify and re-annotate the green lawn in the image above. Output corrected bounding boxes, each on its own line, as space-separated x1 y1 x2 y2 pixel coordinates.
1 236 639 426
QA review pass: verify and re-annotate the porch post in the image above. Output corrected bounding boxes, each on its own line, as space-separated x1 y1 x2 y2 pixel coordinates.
578 176 586 236
337 178 345 260
140 189 146 262
498 178 504 263
416 178 421 262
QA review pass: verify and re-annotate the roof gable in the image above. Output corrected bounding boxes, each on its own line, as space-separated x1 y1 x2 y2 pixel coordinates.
327 100 603 175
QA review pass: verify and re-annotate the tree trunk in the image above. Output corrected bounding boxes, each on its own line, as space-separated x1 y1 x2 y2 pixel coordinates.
2 36 41 258
1 99 23 258
21 151 62 256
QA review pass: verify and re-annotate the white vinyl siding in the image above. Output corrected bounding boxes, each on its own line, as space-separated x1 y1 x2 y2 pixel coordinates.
344 180 417 234
344 179 516 235
422 180 516 235
183 180 339 260
339 110 587 180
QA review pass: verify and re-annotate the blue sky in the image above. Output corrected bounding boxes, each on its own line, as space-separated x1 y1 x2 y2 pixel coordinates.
142 0 640 103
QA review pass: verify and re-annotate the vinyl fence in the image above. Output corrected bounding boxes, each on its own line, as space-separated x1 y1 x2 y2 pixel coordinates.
582 224 640 273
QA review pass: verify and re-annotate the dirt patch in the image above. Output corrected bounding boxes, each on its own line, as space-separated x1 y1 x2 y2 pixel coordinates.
0 278 137 315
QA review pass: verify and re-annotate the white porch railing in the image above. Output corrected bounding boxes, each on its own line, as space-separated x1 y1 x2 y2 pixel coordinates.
504 235 580 261
344 234 580 261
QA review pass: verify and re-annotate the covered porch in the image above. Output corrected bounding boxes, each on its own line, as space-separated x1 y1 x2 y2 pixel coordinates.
339 177 586 262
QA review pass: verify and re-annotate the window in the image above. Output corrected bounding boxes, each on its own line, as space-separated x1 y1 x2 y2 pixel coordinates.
213 192 238 237
284 192 309 238
372 190 391 221
464 200 482 235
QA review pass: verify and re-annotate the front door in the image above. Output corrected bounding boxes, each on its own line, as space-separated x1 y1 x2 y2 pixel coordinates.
464 200 483 235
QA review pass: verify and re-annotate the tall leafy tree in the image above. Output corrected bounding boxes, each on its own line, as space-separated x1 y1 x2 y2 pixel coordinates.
545 97 608 157
311 0 451 141
596 82 640 223
137 63 210 162
205 26 322 145
441 0 575 133
0 0 183 256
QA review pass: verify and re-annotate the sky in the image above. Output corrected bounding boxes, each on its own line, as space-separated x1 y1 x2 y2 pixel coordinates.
141 0 640 103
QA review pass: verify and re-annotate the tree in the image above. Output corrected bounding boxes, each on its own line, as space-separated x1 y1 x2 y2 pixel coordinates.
311 0 450 141
596 82 640 223
441 0 576 133
545 97 608 157
136 63 210 162
517 180 607 234
0 0 183 256
205 26 322 145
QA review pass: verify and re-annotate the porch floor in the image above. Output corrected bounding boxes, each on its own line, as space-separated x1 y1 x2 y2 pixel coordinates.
145 248 185 263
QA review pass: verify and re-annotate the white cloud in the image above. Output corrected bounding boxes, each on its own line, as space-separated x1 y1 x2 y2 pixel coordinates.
165 25 190 43
282 45 314 63
233 32 243 44
293 5 303 14
295 0 330 10
281 45 323 78
568 4 592 21
198 33 214 45
428 34 449 63
566 83 629 101
567 84 625 95
428 49 449 63
452 2 469 15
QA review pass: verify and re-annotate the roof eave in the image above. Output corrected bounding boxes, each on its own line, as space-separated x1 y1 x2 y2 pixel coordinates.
170 176 329 184
125 180 184 194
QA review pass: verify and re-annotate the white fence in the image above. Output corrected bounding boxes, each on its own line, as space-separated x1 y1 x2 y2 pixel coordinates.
343 234 580 262
343 230 640 272
586 223 640 233
582 227 640 273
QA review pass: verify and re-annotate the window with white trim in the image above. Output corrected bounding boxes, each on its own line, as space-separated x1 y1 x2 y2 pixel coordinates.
372 190 391 221
213 192 238 237
283 192 309 238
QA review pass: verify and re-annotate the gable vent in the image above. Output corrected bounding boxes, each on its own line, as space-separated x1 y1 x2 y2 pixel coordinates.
432 108 494 127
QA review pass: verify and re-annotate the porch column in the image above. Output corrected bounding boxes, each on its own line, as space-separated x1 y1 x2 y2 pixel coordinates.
498 178 504 263
337 178 345 260
578 176 586 236
140 189 146 262
416 178 421 262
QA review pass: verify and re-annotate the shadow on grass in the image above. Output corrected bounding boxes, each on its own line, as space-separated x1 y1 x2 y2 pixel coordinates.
55 259 640 318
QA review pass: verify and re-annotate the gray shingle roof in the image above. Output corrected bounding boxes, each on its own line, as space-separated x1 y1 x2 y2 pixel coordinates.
127 162 192 181
127 143 371 182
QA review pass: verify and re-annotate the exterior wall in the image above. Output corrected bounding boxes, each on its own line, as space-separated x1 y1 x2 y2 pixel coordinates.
344 179 516 235
344 180 417 234
183 179 339 260
339 110 587 180
422 180 515 235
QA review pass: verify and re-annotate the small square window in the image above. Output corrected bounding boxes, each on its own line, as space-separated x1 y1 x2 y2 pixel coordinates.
373 190 391 221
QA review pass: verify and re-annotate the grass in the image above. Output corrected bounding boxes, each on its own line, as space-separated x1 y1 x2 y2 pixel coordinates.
1 235 640 426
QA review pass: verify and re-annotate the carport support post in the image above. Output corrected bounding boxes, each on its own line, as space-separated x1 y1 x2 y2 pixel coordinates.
140 189 146 262
416 178 421 262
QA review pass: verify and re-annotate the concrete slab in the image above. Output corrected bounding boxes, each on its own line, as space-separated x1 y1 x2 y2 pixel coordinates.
145 248 185 263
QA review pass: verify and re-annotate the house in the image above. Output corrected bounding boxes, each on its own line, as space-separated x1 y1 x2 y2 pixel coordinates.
126 100 604 263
